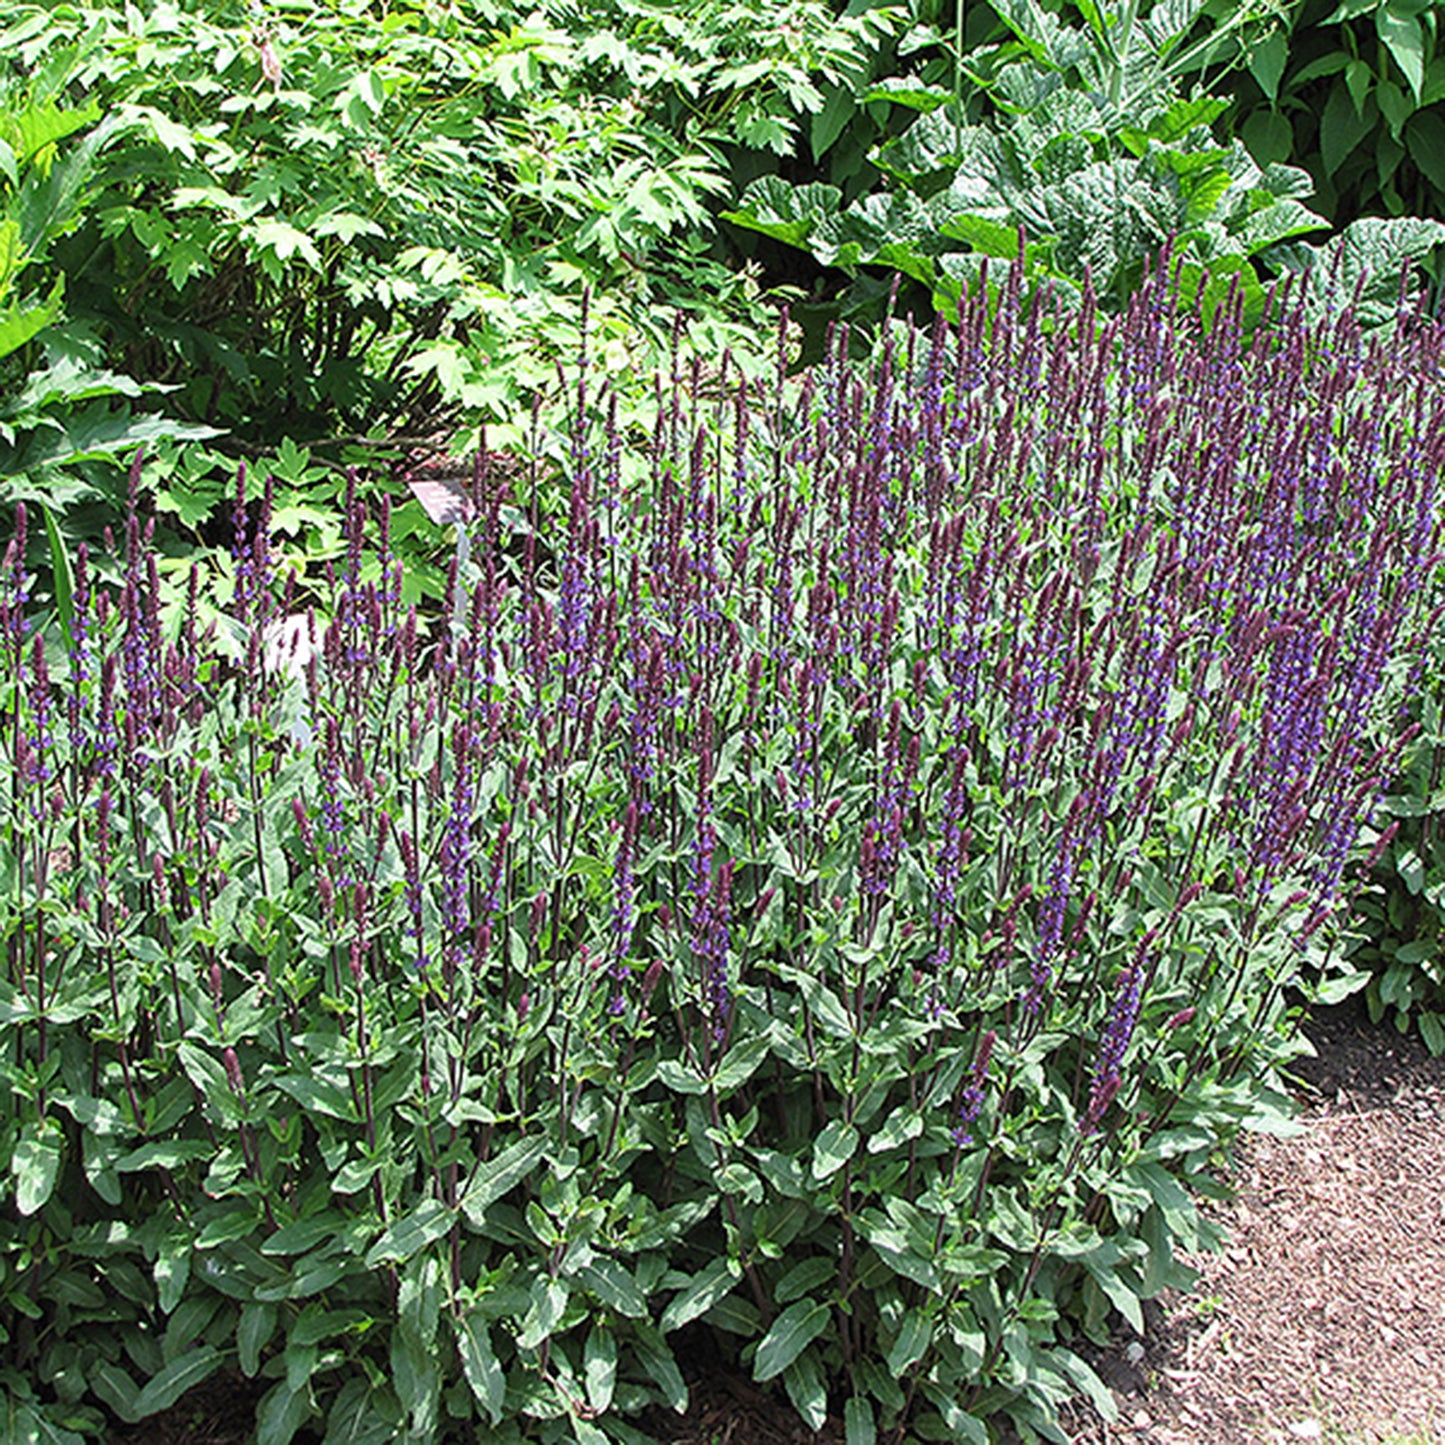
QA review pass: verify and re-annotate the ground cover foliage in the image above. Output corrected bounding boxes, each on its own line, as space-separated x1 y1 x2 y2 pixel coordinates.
2 256 1443 1443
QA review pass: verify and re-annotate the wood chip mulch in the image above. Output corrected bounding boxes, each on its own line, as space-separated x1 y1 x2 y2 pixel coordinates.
1065 998 1445 1445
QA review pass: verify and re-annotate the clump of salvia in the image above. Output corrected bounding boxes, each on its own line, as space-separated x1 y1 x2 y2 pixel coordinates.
1 256 1440 1443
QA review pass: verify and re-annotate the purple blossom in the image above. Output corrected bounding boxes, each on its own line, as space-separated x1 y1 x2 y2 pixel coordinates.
1083 962 1142 1135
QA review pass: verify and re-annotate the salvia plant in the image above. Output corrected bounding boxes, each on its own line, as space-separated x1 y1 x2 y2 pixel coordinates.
1 259 1442 1444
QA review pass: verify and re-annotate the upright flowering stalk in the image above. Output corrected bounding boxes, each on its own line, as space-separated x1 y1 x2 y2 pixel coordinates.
610 801 639 1016
439 715 476 988
1082 959 1142 1135
690 708 731 1043
951 1029 996 1146
398 829 428 975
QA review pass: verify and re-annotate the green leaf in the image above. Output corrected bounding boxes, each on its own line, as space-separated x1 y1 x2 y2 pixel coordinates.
516 1278 569 1350
583 1322 618 1414
1378 5 1425 100
575 1258 648 1317
1320 80 1373 176
1419 1010 1445 1056
1083 1259 1144 1333
133 1346 223 1417
248 218 322 271
13 1119 62 1216
364 1199 453 1268
713 1034 770 1092
885 1309 933 1375
845 1395 876 1445
783 1352 828 1432
811 86 856 163
1247 31 1288 104
812 1120 858 1180
272 1072 359 1122
1406 111 1445 193
238 1302 277 1378
753 1298 831 1382
256 1376 312 1445
635 1322 688 1412
90 1360 141 1424
321 1377 397 1445
38 502 73 649
153 1241 190 1314
660 1256 742 1333
455 1312 505 1425
459 1136 547 1223
721 179 843 250
0 275 64 364
774 1256 833 1305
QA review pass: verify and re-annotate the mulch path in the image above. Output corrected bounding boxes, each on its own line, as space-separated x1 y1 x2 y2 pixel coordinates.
1064 996 1445 1445
116 1000 1445 1444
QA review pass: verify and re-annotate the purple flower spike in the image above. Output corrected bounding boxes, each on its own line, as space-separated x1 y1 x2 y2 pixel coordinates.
1083 963 1142 1134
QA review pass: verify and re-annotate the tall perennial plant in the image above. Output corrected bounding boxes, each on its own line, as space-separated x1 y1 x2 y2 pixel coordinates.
0 259 1441 1443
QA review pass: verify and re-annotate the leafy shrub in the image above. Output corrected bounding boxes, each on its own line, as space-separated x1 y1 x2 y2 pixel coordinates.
726 0 1324 317
0 261 1440 1443
6 0 890 446
1348 639 1445 1057
0 56 219 533
2 0 895 621
1226 0 1445 225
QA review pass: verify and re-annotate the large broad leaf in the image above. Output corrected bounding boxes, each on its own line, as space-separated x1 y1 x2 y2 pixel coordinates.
0 276 63 363
1270 216 1445 328
941 128 1031 218
0 96 102 168
721 179 844 250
